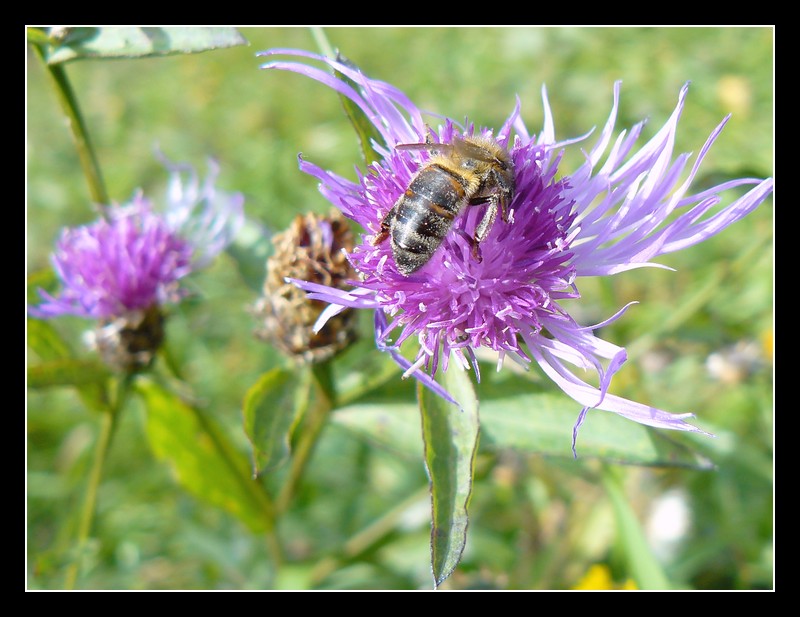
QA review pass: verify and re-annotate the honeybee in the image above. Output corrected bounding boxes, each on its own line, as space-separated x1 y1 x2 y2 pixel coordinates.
373 132 515 276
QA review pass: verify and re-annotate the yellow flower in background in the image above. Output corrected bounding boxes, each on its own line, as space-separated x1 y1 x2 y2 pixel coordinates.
573 564 637 590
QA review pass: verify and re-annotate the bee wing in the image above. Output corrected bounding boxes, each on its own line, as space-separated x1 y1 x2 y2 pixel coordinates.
395 142 454 154
396 135 500 164
451 136 499 163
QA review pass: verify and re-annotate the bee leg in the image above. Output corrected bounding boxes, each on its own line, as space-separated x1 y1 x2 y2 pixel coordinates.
452 228 482 262
498 197 510 223
491 168 512 224
474 199 498 246
459 195 499 262
373 206 397 245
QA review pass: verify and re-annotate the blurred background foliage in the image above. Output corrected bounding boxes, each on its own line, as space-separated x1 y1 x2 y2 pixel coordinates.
27 27 773 590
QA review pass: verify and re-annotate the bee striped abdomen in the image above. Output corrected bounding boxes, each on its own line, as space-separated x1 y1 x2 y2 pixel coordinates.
390 165 468 273
375 133 515 276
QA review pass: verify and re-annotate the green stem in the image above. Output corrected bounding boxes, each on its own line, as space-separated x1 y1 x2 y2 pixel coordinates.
309 27 336 59
275 361 336 515
311 360 337 408
30 38 110 209
62 378 128 589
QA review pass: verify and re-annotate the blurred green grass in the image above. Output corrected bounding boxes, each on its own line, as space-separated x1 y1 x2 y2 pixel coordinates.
27 27 773 590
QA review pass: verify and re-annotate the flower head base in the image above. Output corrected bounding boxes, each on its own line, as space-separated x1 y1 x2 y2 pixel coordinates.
88 305 165 373
253 209 359 364
30 156 244 373
260 49 773 451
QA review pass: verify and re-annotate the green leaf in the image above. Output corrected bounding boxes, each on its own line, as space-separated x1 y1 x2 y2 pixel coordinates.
601 465 671 590
28 358 109 388
27 318 72 362
26 318 109 412
138 379 273 533
243 365 311 476
332 402 422 458
333 53 386 165
418 367 480 589
479 392 714 470
42 27 248 64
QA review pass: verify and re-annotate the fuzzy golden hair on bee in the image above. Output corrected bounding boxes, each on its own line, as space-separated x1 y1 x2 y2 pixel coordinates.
374 133 515 276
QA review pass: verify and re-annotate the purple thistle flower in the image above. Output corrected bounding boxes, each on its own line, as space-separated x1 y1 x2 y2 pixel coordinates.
30 157 244 321
30 195 193 320
260 49 773 451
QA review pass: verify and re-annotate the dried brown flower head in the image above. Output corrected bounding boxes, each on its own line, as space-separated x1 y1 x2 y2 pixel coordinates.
254 210 358 363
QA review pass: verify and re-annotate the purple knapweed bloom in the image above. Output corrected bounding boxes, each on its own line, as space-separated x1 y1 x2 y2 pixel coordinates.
30 156 244 321
30 195 193 321
260 49 773 452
